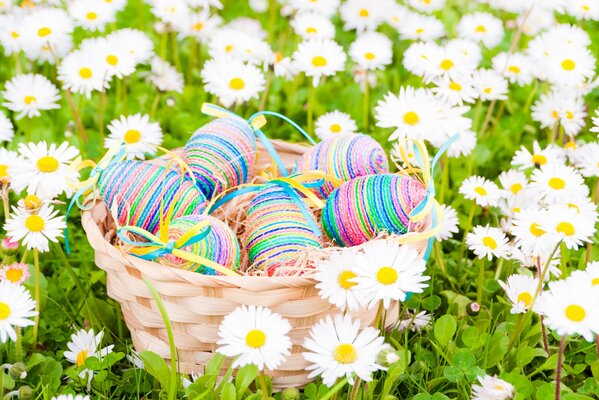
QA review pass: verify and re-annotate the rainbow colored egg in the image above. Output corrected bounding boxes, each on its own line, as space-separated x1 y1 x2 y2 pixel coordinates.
321 174 427 247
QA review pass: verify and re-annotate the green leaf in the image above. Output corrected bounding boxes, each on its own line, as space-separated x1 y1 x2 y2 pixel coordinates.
432 392 451 399
434 315 457 347
138 350 171 390
84 356 102 370
1 372 15 390
443 366 463 383
421 295 442 311
516 346 536 370
205 353 225 376
485 331 509 368
454 350 476 369
235 364 259 396
221 382 236 400
186 381 212 400
413 394 432 400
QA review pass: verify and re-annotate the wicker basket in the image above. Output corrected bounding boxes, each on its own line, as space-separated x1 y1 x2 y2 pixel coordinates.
81 140 426 388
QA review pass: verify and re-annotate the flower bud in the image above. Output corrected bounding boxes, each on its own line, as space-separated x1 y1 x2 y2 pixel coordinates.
18 386 33 400
377 347 401 367
468 302 481 316
10 362 27 380
281 387 300 400
1 237 19 254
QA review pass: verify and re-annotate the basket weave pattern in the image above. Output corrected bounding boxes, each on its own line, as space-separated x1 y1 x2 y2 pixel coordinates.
82 140 413 388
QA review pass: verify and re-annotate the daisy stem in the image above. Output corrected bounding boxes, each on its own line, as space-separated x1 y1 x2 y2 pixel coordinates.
268 0 277 43
374 301 385 331
440 155 449 203
188 39 197 84
32 249 40 346
458 202 476 261
160 31 167 60
478 99 496 138
259 71 274 111
1 195 9 221
150 93 161 119
488 100 505 138
349 377 362 400
523 79 539 111
476 258 485 304
308 83 315 135
258 371 269 400
433 241 447 278
15 328 23 361
555 336 566 400
64 89 88 143
540 315 550 355
363 76 369 133
557 124 565 146
595 334 599 359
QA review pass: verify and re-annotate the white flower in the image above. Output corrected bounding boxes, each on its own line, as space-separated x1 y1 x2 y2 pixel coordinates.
19 8 74 63
51 395 90 400
104 114 163 160
591 108 599 134
511 208 558 257
541 206 597 250
431 74 477 106
457 12 504 48
518 6 556 36
4 204 66 252
292 39 347 87
0 112 14 142
498 170 528 199
466 225 510 260
406 0 445 12
542 44 596 88
58 49 109 98
436 204 459 241
291 12 335 40
563 0 599 20
339 0 383 32
315 111 358 140
0 148 22 187
314 249 367 312
499 274 540 314
459 176 499 207
492 52 533 86
558 95 587 137
68 0 117 32
174 11 222 42
2 74 61 119
472 69 508 101
108 29 154 65
511 141 565 170
0 281 37 343
287 0 340 17
397 13 445 42
10 141 80 198
529 164 587 205
0 262 30 285
537 278 599 341
302 314 385 387
570 262 599 289
272 53 297 80
80 37 136 80
201 57 265 107
396 310 431 332
472 374 515 400
0 14 23 56
446 129 476 158
64 329 114 386
349 32 392 71
575 142 599 177
148 56 184 93
151 0 189 26
354 240 429 309
208 28 272 65
216 305 292 371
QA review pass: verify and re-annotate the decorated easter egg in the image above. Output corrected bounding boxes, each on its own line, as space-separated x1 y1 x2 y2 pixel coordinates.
321 174 427 247
184 117 256 199
244 182 323 273
156 215 240 275
97 160 207 234
295 133 389 197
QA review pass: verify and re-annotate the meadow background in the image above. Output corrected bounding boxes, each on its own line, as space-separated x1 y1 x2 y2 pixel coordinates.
0 0 598 399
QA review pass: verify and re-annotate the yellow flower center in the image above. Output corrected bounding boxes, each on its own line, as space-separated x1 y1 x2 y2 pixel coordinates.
376 266 398 285
330 124 341 133
561 59 575 71
37 156 59 172
245 329 266 348
591 278 599 286
517 291 532 306
512 207 520 213
509 183 523 195
439 59 454 70
79 67 92 79
86 12 97 20
24 95 36 105
476 25 486 33
531 154 547 165
565 111 574 119
306 27 317 34
333 343 357 364
76 350 88 367
123 129 142 144
507 65 520 74
416 28 424 34
449 81 462 91
229 77 245 90
37 27 51 37
483 87 492 94
564 304 585 322
582 5 590 11
5 268 24 284
338 270 357 289
529 223 545 237
548 177 565 190
106 55 118 65
11 31 19 38
482 236 497 249
0 302 10 320
312 56 327 67
0 165 7 179
403 111 419 126
25 215 45 232
474 186 487 196
364 52 375 60
564 141 577 150
225 44 234 52
556 222 575 236
359 8 369 17
24 194 41 209
192 22 204 31
567 203 579 213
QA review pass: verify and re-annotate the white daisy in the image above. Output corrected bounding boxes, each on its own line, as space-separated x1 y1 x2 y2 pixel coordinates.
472 375 515 400
292 39 347 87
492 52 534 86
107 29 155 65
431 74 477 106
174 11 222 42
0 14 23 56
472 69 508 101
457 12 504 48
541 206 596 250
314 249 367 312
529 164 587 205
58 49 109 98
339 0 383 32
511 207 559 257
518 6 556 36
511 141 565 170
302 313 385 387
575 142 599 177
459 176 500 207
287 0 340 17
543 44 596 88
396 310 431 332
0 262 30 285
68 0 117 32
591 108 599 134
446 129 477 158
208 28 272 66
104 114 163 160
466 225 510 260
349 32 392 71
80 37 136 80
10 141 80 198
499 274 540 314
4 204 66 252
537 278 599 341
314 111 358 140
291 12 335 40
570 262 599 288
51 395 90 400
201 56 265 107
0 112 14 142
151 0 189 26
354 240 430 309
558 95 587 137
148 56 184 93
2 74 61 119
563 0 599 20
436 204 459 241
64 329 114 385
406 0 445 12
19 8 74 63
0 281 37 343
216 305 292 371
272 53 297 80
397 13 445 42
0 148 22 187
